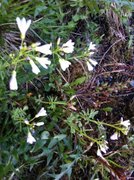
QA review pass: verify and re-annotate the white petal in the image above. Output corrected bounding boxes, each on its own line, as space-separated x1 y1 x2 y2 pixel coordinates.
16 17 31 40
35 122 44 126
24 119 29 125
99 141 109 153
62 39 74 47
57 37 61 45
29 59 40 74
89 42 96 51
120 119 130 128
16 17 22 31
35 107 47 118
27 131 36 144
89 59 98 66
61 39 74 53
9 70 18 90
86 61 94 71
97 148 103 158
59 58 71 71
25 19 31 31
110 132 119 140
35 43 52 55
35 57 51 69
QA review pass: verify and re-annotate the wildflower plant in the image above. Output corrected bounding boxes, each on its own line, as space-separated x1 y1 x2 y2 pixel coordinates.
9 17 75 91
1 1 133 178
9 17 52 90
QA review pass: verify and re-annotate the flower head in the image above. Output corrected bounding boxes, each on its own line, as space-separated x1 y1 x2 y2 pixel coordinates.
97 148 104 158
16 17 31 40
35 43 52 55
86 61 94 71
120 118 130 128
59 58 71 71
61 39 74 53
90 59 98 66
24 119 29 125
9 70 18 90
35 107 47 118
86 59 98 71
29 59 40 74
120 118 130 135
110 132 120 140
35 57 51 69
34 122 44 126
27 131 36 144
99 140 109 154
88 42 96 51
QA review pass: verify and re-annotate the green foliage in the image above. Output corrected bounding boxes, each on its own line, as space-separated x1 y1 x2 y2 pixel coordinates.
0 0 133 179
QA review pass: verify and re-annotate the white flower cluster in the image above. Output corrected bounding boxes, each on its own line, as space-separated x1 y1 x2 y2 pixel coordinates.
9 18 75 90
97 118 131 158
110 118 130 140
97 140 109 158
26 107 47 144
57 38 74 71
86 42 98 71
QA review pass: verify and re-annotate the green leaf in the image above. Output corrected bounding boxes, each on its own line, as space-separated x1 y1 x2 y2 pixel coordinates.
0 163 13 179
47 152 53 165
48 138 58 149
70 76 86 87
89 109 98 119
54 134 66 141
55 162 74 180
31 140 47 153
102 107 113 112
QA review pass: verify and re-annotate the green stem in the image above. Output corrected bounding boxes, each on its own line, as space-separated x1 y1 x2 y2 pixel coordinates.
85 118 122 131
73 126 99 144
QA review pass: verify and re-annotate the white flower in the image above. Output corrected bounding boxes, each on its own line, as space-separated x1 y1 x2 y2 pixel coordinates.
119 118 130 135
86 59 98 71
27 131 36 144
120 119 130 128
9 70 18 90
99 140 109 153
35 107 47 118
35 43 52 55
24 119 29 125
61 39 74 53
29 59 40 74
59 58 71 71
35 57 51 69
34 122 44 126
86 61 94 71
90 59 98 66
97 148 104 158
110 132 119 140
88 42 96 51
16 17 31 40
